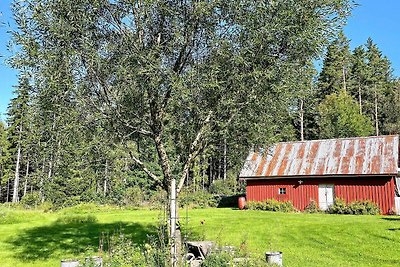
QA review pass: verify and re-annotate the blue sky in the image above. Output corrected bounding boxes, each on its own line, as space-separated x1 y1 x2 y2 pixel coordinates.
1 0 400 122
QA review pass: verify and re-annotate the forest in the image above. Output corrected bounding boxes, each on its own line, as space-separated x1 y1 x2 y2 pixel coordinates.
0 0 399 209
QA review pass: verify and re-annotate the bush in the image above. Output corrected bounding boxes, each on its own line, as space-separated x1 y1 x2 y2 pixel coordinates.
55 215 98 224
0 208 23 224
247 199 296 212
201 251 232 267
348 200 380 215
38 201 54 212
102 226 168 266
148 189 168 210
103 233 148 267
235 257 277 267
180 190 218 209
328 198 380 215
124 186 145 207
209 171 240 195
59 203 118 215
304 200 321 213
20 192 41 209
328 198 349 214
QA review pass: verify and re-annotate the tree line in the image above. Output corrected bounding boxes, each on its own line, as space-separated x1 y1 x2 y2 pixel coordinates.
1 1 398 210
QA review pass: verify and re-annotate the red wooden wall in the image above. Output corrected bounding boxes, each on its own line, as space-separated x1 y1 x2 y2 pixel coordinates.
246 176 395 214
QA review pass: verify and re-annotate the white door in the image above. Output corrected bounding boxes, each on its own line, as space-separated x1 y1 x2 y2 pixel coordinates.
319 184 334 210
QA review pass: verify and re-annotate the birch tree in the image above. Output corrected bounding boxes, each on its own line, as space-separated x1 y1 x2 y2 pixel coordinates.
12 0 351 264
7 76 30 203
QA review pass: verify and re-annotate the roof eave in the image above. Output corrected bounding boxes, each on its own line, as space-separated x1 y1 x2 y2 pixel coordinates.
239 173 397 180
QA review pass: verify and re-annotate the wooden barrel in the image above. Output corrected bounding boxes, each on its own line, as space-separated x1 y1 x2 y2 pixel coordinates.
238 196 246 210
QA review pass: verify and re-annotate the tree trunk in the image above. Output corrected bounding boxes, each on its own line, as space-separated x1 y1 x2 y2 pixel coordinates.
209 158 214 185
202 154 206 190
342 66 347 92
153 134 178 267
39 156 45 201
47 158 53 181
23 159 30 197
104 159 108 197
12 125 23 203
358 83 362 114
374 86 379 136
170 177 177 267
223 139 227 180
300 99 304 141
6 178 10 203
218 156 222 180
123 157 128 184
47 114 57 182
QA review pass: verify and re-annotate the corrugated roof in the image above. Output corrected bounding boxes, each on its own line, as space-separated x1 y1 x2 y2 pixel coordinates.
240 135 399 178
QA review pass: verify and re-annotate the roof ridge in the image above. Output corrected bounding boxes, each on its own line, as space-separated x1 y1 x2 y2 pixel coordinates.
274 135 399 145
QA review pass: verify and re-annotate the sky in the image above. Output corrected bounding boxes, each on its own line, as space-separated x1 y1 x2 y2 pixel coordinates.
0 0 400 122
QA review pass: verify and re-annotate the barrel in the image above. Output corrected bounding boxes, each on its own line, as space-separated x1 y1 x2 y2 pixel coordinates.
238 196 246 210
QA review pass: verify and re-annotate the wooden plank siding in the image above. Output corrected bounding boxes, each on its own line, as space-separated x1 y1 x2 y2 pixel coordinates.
246 176 395 214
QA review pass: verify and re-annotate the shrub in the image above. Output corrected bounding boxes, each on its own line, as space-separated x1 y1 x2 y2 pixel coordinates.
247 199 296 212
348 200 380 215
38 201 54 212
180 190 218 209
328 198 380 215
328 198 349 214
0 208 22 224
102 225 168 266
124 186 145 207
280 201 296 212
59 203 118 215
304 200 321 213
235 257 277 267
20 192 41 209
56 215 98 224
209 171 240 195
103 233 148 267
201 251 232 267
148 189 168 210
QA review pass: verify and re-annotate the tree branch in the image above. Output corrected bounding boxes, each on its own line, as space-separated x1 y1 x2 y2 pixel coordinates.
127 149 162 187
177 110 212 193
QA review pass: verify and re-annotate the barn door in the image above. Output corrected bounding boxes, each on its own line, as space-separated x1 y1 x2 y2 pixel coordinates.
319 184 334 210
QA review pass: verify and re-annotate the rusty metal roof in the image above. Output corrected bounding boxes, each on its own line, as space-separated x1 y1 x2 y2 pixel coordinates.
240 135 399 178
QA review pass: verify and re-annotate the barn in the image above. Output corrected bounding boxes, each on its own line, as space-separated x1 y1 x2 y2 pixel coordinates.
239 135 400 214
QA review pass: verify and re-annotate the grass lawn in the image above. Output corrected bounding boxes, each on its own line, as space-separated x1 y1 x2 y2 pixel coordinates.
0 206 399 266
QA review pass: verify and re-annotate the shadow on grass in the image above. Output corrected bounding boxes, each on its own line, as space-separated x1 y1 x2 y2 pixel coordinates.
7 220 156 262
381 217 400 221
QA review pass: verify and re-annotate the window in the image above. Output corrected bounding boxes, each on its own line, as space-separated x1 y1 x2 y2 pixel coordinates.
279 188 286 195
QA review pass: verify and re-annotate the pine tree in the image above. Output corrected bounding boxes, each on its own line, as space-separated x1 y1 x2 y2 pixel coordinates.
318 31 352 99
349 46 368 114
382 79 400 134
364 38 393 136
291 63 319 140
0 122 11 201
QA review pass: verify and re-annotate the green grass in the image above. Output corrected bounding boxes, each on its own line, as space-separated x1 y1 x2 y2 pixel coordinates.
0 206 399 266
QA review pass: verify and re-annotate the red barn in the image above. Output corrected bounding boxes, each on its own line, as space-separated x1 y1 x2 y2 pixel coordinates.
240 135 400 214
